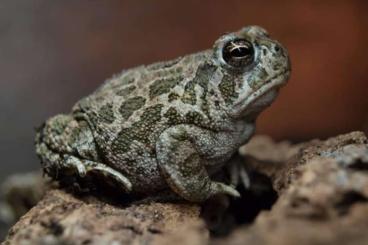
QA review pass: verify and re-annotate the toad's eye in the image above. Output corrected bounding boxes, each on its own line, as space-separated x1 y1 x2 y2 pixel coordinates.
222 39 254 68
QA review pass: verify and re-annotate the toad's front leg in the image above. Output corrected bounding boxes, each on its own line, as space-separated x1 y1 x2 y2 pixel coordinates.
156 125 240 202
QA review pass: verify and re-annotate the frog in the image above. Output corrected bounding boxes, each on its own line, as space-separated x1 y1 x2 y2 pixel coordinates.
35 26 291 202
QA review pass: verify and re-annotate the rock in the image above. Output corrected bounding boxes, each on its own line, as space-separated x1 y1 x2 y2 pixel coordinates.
213 131 368 245
1 171 47 221
0 171 48 241
3 189 204 245
3 131 368 245
239 135 300 163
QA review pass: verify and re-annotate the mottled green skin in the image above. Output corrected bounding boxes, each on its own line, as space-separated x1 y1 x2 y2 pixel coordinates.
35 26 291 202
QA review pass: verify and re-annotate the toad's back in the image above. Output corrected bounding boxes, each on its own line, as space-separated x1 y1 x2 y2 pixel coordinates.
71 51 232 191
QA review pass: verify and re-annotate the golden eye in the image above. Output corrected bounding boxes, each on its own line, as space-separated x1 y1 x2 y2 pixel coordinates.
222 39 254 68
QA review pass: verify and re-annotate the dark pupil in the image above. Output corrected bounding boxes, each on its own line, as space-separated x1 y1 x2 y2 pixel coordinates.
223 39 254 67
231 45 251 57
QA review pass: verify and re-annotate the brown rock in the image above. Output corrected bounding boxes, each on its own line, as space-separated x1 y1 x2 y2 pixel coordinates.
1 171 47 221
3 189 204 245
0 171 48 240
3 132 368 244
214 131 368 245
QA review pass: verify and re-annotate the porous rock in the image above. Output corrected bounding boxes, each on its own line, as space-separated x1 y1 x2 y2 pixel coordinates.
213 131 368 245
3 189 204 245
3 131 368 245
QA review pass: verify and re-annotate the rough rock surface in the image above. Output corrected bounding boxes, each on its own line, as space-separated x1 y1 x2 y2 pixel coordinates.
0 172 48 240
2 131 368 245
3 189 203 245
213 132 368 245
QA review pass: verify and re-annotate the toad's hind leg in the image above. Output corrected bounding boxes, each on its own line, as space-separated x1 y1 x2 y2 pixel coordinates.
64 155 133 192
36 114 132 192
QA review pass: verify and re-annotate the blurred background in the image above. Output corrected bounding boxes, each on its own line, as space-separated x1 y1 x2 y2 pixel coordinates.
0 0 367 182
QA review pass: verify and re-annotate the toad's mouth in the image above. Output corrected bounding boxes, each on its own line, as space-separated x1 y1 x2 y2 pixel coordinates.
229 69 290 118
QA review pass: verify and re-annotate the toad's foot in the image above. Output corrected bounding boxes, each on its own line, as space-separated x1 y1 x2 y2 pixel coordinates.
227 153 251 189
64 155 133 192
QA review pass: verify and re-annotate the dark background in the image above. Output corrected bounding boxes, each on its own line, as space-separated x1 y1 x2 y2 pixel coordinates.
1 0 367 182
